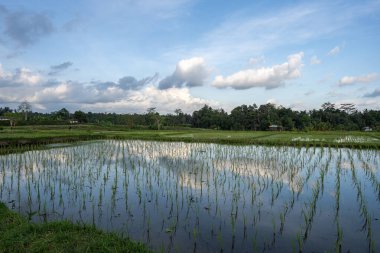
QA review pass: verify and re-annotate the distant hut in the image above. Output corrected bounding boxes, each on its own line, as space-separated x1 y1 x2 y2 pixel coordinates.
268 125 283 131
362 126 372 132
0 117 15 127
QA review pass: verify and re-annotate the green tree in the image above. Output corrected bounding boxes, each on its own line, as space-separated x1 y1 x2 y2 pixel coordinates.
340 103 356 114
74 110 88 123
18 101 32 121
55 108 70 121
0 107 12 116
174 108 185 125
257 103 279 130
146 107 161 130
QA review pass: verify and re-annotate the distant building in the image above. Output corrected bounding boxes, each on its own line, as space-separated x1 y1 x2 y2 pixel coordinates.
69 120 79 124
0 117 15 127
268 125 283 131
362 126 372 132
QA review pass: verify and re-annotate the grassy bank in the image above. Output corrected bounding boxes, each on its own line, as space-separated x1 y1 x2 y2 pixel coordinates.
0 125 379 150
0 202 151 253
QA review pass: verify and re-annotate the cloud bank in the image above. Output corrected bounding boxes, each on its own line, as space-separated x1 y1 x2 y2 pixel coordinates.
212 52 304 90
0 63 215 113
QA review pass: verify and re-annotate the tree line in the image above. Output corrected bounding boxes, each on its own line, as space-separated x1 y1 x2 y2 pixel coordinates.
0 102 379 131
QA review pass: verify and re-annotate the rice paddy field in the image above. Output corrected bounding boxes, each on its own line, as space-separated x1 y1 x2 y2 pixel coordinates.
0 139 379 252
0 126 379 149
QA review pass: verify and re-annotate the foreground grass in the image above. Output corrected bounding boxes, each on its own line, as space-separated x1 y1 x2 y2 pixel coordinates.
0 203 151 253
0 125 379 149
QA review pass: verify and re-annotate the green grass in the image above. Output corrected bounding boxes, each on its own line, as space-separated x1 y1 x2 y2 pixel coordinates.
0 125 379 150
0 202 151 253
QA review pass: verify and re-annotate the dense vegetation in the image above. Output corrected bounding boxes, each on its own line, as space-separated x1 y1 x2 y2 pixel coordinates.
0 102 379 131
0 202 151 253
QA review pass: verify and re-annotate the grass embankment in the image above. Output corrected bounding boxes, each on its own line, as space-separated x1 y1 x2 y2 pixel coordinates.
0 202 151 253
0 125 379 150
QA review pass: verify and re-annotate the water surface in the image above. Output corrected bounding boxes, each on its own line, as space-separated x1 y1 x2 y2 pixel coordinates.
0 140 379 252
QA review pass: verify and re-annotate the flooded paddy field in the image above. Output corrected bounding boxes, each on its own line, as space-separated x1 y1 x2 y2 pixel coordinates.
0 140 379 252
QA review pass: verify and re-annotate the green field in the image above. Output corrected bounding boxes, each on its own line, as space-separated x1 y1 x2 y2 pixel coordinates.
0 125 379 150
0 203 151 253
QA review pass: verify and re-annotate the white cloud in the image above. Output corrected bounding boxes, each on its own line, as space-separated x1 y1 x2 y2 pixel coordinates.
82 86 217 114
338 73 378 86
14 68 42 85
159 57 212 89
212 52 304 90
0 64 42 86
328 46 340 56
28 83 70 103
310 55 321 65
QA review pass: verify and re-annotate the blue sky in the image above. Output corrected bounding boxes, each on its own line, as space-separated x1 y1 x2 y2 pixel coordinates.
0 0 379 113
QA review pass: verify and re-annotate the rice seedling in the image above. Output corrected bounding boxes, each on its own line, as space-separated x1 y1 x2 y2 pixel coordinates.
335 154 342 253
349 152 376 253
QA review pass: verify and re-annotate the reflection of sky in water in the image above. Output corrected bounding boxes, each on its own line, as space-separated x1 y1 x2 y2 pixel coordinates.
0 141 379 253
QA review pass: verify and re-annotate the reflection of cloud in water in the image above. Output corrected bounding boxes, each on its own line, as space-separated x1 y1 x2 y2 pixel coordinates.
124 141 308 193
340 162 352 170
211 158 304 193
